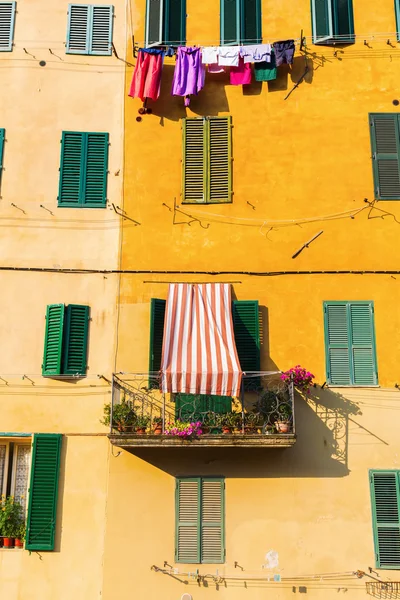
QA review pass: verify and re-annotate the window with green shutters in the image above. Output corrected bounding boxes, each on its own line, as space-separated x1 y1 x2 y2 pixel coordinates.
323 301 378 386
26 434 62 552
369 470 400 569
369 114 400 200
148 298 260 395
145 0 186 47
182 117 232 205
42 304 90 376
176 477 225 564
220 0 261 45
232 300 260 390
311 0 355 45
58 131 109 208
0 128 5 187
66 4 114 55
175 394 232 420
0 2 16 52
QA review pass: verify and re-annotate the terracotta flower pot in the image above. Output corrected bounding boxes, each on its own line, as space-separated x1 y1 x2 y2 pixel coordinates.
276 421 290 434
3 537 14 548
153 425 163 435
136 427 147 435
222 426 232 434
14 538 23 548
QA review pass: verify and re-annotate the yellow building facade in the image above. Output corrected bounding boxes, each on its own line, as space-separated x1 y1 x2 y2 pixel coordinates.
2 0 400 599
108 0 400 598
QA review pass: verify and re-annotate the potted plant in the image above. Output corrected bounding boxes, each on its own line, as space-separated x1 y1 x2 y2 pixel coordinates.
244 412 262 434
0 496 23 548
217 412 239 434
14 520 25 548
164 420 203 439
135 414 150 434
152 416 163 435
100 401 136 432
275 403 292 433
203 412 220 435
280 365 314 395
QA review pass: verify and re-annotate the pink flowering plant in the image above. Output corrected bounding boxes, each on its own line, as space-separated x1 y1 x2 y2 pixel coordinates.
281 365 315 394
164 420 203 439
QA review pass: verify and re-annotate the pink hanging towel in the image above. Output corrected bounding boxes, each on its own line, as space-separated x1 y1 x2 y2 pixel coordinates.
129 49 164 102
230 57 252 85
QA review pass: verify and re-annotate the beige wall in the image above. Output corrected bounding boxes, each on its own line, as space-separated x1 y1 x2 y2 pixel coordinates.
0 1 125 598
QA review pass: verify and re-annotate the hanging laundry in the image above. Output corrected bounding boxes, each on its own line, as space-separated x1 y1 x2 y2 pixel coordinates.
129 48 164 102
272 40 295 66
230 58 252 85
218 46 240 67
171 47 205 107
241 44 272 64
254 51 277 81
201 46 219 65
208 64 226 74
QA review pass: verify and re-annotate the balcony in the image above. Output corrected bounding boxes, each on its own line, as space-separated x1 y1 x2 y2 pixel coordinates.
107 373 296 448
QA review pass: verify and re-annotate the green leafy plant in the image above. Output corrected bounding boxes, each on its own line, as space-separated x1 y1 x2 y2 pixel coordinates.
276 402 292 423
217 412 241 428
100 402 136 432
15 520 26 541
0 495 24 538
135 414 151 429
152 416 163 426
245 412 264 428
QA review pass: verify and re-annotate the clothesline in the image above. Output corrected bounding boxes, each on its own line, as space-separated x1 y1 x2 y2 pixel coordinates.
132 31 400 48
129 41 295 106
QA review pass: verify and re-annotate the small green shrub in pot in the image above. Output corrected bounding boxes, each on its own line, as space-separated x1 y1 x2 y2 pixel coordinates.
100 401 136 432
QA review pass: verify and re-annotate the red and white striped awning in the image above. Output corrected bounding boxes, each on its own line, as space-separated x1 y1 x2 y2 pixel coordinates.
160 283 242 396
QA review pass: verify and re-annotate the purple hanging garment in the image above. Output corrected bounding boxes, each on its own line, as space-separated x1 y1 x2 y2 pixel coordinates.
171 47 205 107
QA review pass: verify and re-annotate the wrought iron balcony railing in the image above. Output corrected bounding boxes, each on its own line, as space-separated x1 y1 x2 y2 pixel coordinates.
108 372 296 447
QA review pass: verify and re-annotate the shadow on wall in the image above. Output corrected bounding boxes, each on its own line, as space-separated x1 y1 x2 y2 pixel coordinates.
129 387 362 478
142 49 328 122
127 302 386 479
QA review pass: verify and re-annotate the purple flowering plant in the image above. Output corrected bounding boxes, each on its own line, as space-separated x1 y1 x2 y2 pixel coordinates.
164 420 203 439
280 365 315 394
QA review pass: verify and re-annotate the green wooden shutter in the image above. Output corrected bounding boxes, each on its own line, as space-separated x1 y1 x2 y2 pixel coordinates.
165 0 185 45
42 304 65 376
148 298 166 388
90 5 113 55
26 434 62 552
324 303 351 385
232 300 260 373
176 478 201 563
62 304 90 375
145 0 164 47
201 479 225 564
333 0 354 43
241 0 261 45
182 118 206 204
175 394 231 420
370 471 400 569
208 117 232 204
349 302 377 385
67 4 90 54
83 132 109 207
311 0 354 45
311 0 333 44
0 128 5 181
0 2 16 52
58 132 84 207
396 0 400 42
369 114 400 200
221 0 239 45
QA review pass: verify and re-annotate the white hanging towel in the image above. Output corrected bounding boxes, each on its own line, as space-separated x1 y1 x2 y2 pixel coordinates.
218 46 240 67
201 46 219 64
241 44 272 63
